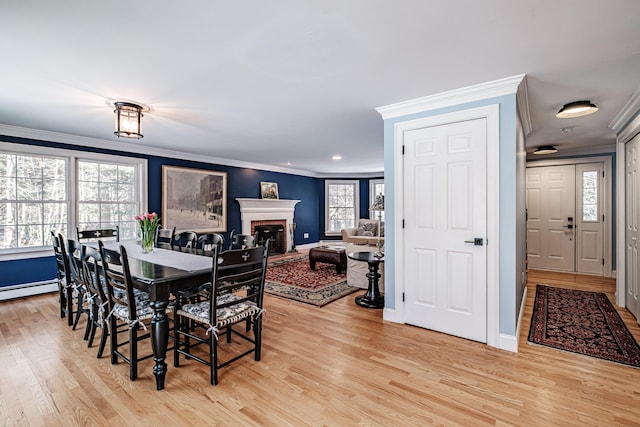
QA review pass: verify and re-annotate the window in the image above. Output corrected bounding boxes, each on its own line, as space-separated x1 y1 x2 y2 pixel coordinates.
77 160 139 240
325 180 359 234
369 179 385 221
0 141 147 257
582 170 598 222
0 153 68 249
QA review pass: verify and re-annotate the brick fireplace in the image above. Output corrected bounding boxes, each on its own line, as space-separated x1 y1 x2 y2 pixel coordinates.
236 198 300 253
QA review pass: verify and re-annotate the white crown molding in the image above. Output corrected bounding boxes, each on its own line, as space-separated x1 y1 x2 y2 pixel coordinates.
516 75 533 136
609 85 640 135
0 124 324 178
375 74 526 120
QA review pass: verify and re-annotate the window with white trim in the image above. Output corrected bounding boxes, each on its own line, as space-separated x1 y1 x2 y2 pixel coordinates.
325 180 359 235
77 160 139 240
0 153 68 249
0 142 147 255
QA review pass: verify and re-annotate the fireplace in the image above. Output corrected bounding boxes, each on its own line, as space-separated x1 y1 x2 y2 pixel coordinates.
236 198 300 252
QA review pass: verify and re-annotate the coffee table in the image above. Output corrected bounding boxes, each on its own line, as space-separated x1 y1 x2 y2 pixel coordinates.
309 245 347 274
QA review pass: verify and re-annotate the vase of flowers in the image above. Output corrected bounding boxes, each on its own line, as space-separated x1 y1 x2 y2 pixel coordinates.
135 212 160 254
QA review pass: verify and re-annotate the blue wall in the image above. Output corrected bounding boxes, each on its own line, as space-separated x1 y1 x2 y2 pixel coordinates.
1 135 378 288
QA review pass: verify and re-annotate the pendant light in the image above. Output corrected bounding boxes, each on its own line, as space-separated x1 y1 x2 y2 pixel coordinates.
533 145 558 155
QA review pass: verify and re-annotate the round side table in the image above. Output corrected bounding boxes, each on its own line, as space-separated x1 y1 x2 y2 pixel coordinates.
347 251 384 309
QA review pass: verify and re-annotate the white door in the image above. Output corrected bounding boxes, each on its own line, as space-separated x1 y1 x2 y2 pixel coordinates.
526 165 576 272
403 118 487 343
626 136 640 320
576 163 604 275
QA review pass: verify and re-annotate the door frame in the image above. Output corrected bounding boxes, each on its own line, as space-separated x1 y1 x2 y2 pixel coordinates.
526 156 613 278
394 104 500 348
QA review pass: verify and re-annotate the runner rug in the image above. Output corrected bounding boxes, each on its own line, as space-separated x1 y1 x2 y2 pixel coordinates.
528 284 640 367
265 255 359 307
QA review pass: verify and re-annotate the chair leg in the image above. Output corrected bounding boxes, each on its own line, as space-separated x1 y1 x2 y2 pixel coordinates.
130 326 138 381
97 323 108 359
110 317 119 364
254 317 263 361
87 304 98 346
59 283 66 319
72 289 84 331
226 325 232 343
211 334 218 386
66 286 74 326
173 314 181 367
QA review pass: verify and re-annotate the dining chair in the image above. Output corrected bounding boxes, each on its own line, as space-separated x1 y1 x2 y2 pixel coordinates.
52 233 75 326
196 233 225 255
79 245 110 358
66 238 91 334
77 226 120 242
155 225 176 249
171 231 198 252
173 241 269 385
100 241 172 380
227 229 258 250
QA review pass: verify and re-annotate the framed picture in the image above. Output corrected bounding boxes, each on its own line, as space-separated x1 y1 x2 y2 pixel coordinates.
162 165 227 233
260 181 279 199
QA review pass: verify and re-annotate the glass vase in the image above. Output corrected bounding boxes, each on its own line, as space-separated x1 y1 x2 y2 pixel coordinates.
141 228 155 254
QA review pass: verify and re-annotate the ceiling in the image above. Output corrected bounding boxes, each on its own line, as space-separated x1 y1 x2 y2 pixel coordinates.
2 1 640 176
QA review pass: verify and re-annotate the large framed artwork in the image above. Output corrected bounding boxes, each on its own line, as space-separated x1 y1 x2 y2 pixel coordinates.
162 165 227 233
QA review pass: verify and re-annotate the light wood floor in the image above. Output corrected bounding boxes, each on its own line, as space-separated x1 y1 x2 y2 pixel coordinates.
1 269 640 426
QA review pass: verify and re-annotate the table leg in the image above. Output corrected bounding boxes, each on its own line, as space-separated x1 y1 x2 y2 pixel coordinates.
150 300 169 390
355 261 384 309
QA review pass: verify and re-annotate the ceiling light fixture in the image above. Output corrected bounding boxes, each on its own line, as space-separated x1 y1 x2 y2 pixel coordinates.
555 100 598 119
533 145 558 155
332 155 342 160
114 101 144 139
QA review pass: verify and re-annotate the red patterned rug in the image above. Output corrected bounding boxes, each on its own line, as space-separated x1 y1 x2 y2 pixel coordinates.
265 255 358 307
528 284 640 367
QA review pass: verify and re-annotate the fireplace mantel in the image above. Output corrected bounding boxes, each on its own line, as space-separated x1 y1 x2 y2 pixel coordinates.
236 198 300 250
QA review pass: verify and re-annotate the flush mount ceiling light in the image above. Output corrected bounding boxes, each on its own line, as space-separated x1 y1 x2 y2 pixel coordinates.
555 100 598 119
533 145 558 155
114 101 144 139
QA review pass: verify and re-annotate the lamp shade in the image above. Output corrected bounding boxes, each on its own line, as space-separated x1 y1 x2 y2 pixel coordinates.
114 101 143 139
556 100 598 119
370 194 384 211
533 145 558 155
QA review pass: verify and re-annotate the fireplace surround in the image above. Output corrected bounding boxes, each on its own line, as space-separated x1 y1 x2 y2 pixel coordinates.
236 198 300 252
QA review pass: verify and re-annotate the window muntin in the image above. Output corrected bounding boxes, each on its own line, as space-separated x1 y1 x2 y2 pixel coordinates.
0 153 68 249
582 170 598 222
325 180 359 234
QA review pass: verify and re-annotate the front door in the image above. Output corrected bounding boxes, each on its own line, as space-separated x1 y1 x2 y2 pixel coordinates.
403 117 487 343
526 165 576 272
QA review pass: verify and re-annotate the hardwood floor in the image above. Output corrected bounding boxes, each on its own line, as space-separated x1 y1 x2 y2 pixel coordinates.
1 269 640 426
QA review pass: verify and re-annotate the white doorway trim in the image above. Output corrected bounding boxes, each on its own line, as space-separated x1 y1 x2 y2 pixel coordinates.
526 156 613 278
393 104 500 349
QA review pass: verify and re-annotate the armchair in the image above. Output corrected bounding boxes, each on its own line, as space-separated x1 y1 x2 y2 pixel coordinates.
341 219 384 246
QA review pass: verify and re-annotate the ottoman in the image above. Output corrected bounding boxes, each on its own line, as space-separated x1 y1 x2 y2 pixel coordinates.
309 245 347 274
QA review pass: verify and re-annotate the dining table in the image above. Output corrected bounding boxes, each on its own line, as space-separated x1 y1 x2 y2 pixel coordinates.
99 240 213 390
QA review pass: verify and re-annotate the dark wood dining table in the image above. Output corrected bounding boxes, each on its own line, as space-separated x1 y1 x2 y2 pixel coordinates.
100 241 212 390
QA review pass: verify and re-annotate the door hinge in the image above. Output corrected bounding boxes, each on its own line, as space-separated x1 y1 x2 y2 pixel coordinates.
602 170 605 178
402 292 405 302
402 219 405 228
603 258 605 266
402 145 405 155
603 214 605 222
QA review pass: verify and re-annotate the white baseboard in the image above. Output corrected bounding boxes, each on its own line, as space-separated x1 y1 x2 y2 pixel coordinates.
383 307 399 323
0 280 57 301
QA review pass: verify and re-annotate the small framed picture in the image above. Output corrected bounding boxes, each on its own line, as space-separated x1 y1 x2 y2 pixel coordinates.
260 181 279 199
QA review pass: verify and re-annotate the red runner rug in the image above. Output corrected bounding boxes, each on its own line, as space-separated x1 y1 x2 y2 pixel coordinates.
265 255 358 307
528 284 640 367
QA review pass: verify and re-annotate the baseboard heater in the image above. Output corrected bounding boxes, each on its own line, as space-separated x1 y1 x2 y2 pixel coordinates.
0 279 57 301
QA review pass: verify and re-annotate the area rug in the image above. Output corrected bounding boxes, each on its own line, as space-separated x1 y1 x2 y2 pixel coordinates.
265 256 359 307
528 284 640 367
